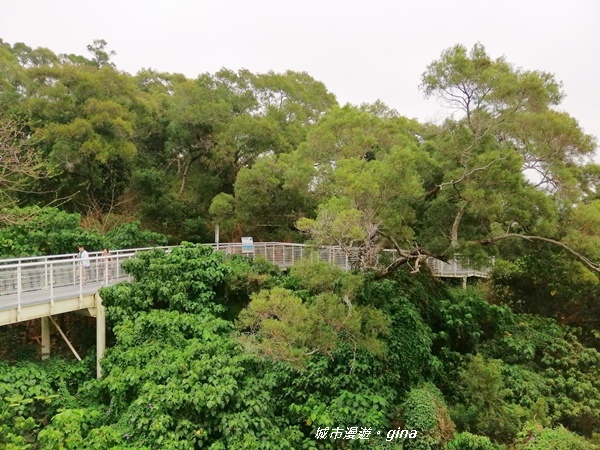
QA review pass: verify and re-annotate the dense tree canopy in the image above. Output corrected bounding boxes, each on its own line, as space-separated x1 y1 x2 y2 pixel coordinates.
1 38 599 449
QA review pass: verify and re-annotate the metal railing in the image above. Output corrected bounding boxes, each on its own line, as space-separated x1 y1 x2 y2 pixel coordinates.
0 246 173 267
0 243 492 316
426 256 493 278
0 254 134 296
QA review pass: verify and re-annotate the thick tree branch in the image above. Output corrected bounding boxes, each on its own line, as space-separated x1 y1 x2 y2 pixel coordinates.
374 230 440 279
474 233 600 273
451 201 469 248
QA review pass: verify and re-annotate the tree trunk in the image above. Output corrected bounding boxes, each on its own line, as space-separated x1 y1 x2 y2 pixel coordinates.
178 155 200 196
451 202 468 248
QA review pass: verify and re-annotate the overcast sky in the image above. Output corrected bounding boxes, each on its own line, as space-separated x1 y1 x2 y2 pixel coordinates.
2 0 599 147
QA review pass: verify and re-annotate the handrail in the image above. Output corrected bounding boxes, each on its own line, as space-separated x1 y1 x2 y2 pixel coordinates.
0 241 339 266
0 253 136 270
0 246 174 266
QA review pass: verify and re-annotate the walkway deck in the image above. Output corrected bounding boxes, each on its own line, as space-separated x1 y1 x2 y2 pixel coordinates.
0 242 491 326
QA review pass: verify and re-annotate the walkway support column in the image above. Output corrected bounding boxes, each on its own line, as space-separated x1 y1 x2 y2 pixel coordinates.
96 294 106 379
462 277 467 290
41 316 50 360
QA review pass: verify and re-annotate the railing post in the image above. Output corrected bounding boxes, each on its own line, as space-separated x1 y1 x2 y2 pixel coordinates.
104 257 109 285
17 265 22 321
96 294 106 379
78 263 83 308
49 262 54 313
44 259 49 289
127 255 132 282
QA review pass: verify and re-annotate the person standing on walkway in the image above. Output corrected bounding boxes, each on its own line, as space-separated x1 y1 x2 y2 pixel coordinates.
78 245 91 284
101 248 114 284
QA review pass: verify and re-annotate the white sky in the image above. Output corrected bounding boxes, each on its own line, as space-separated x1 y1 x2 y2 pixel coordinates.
1 0 599 147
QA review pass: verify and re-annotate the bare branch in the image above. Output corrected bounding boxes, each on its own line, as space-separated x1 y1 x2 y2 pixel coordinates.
425 154 507 201
474 233 600 273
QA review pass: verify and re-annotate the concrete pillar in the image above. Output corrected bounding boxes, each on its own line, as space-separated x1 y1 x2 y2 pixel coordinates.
96 294 106 379
462 277 467 290
41 316 51 360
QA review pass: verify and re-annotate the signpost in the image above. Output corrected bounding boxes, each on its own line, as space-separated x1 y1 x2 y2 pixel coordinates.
241 237 254 254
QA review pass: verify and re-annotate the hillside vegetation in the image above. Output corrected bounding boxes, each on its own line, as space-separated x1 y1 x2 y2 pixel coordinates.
0 39 599 448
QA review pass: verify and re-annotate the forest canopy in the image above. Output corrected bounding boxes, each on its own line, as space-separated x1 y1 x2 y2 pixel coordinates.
1 38 599 449
1 39 598 278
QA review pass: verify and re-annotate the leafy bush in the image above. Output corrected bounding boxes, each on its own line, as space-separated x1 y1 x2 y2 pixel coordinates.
101 243 228 322
0 358 94 448
446 432 503 450
0 206 103 257
450 354 532 443
481 316 600 436
360 278 435 389
514 422 599 449
219 254 281 318
104 220 170 249
288 259 345 294
399 383 455 449
0 207 171 258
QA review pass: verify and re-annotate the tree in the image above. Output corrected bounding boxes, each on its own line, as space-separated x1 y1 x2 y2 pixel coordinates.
281 104 436 275
236 286 389 368
86 39 116 68
0 115 48 224
290 45 599 278
419 43 596 263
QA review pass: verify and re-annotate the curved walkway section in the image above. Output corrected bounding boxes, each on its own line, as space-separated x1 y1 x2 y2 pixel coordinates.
0 243 491 326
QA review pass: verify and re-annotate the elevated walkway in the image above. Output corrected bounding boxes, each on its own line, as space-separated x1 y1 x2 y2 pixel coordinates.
0 242 491 327
0 242 491 376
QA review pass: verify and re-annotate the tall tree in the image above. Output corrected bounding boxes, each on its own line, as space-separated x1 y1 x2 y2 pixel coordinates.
19 48 150 218
289 45 598 277
0 115 48 223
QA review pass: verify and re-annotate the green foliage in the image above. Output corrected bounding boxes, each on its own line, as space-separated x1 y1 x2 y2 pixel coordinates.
436 288 512 354
0 207 171 258
399 384 455 449
102 243 228 322
209 192 236 240
234 155 313 240
481 316 600 436
280 346 398 445
218 254 282 318
489 248 600 347
104 221 170 249
236 286 390 368
93 310 308 449
288 259 346 294
446 432 503 450
514 422 599 450
37 408 125 450
450 355 531 443
0 207 103 257
0 358 94 448
359 278 435 389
